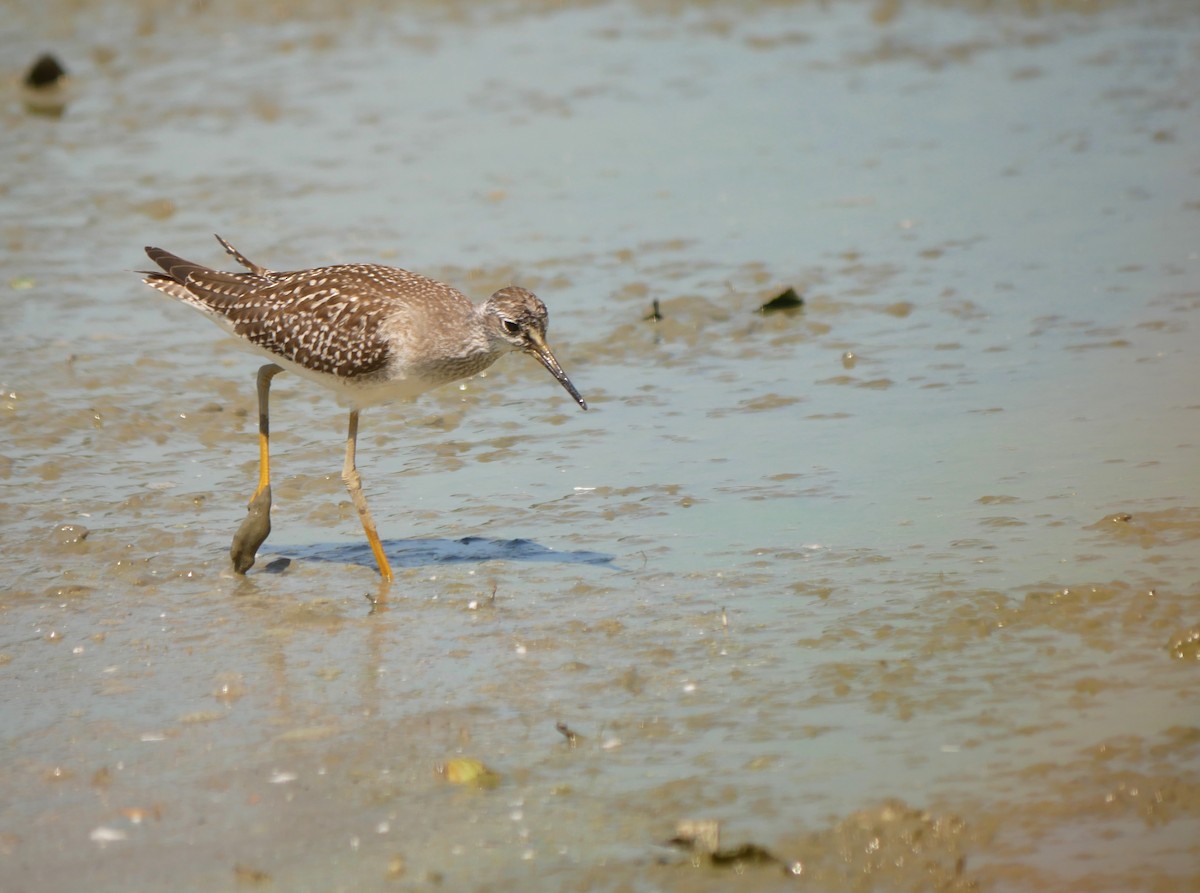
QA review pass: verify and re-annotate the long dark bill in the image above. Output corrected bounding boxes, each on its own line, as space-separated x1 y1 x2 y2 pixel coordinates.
526 331 587 411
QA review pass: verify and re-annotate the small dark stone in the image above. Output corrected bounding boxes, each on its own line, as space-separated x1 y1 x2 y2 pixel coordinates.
25 53 67 89
709 843 783 866
758 287 804 314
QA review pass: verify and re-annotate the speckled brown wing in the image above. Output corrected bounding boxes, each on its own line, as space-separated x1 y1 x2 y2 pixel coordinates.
145 249 398 381
181 264 404 380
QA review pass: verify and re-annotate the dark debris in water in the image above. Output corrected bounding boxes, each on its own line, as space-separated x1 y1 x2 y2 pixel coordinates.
22 52 71 117
758 287 804 314
667 819 802 877
25 53 67 88
555 721 582 747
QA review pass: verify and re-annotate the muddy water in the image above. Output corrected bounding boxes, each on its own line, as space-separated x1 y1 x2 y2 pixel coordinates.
2 0 1199 890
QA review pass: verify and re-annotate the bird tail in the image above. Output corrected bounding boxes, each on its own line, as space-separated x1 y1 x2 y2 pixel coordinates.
142 246 211 284
140 243 261 311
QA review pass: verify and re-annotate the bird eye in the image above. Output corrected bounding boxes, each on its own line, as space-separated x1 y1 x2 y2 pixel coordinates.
502 318 521 335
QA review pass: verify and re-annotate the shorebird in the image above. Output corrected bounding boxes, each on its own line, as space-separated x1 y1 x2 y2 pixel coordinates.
142 235 586 582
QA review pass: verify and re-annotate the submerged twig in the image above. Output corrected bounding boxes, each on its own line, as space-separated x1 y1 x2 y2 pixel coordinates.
555 721 581 746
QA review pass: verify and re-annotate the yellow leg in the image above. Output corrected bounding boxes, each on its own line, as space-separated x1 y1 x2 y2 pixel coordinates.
230 363 283 574
252 363 284 500
343 409 394 583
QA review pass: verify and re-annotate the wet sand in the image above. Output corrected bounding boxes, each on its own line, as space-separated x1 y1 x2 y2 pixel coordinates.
2 0 1199 890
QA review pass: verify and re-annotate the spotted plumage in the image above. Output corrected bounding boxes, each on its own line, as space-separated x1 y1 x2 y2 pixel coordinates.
142 235 586 411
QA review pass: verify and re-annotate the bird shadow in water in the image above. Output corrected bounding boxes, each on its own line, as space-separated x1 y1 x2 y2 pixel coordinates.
281 535 615 573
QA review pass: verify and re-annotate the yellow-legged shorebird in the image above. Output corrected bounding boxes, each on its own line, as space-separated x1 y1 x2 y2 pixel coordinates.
142 235 587 582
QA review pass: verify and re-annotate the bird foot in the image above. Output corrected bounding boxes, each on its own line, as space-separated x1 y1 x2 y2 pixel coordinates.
230 486 272 574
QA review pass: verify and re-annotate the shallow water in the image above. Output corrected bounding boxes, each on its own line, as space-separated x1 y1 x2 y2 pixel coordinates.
2 0 1199 890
